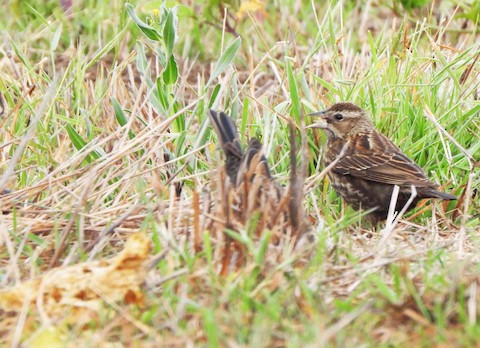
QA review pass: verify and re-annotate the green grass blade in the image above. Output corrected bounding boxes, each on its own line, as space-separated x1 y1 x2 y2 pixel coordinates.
207 37 241 87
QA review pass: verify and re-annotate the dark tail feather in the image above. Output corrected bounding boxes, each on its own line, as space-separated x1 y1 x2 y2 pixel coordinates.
432 190 457 201
209 110 243 184
420 187 457 200
209 110 240 149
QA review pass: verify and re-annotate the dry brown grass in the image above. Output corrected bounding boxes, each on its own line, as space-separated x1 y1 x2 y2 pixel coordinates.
0 0 479 346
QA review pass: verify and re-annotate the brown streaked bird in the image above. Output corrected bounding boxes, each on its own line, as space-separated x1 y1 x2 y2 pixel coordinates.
209 110 288 274
308 102 457 225
209 110 282 227
209 110 311 274
209 110 273 188
209 110 308 237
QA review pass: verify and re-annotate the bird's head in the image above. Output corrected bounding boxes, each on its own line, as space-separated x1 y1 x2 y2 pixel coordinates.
307 102 374 140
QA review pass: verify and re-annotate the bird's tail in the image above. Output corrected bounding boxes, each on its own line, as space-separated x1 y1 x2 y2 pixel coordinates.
431 190 457 201
209 111 241 151
209 110 243 184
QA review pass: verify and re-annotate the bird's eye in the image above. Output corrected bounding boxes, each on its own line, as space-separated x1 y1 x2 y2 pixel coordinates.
334 113 344 121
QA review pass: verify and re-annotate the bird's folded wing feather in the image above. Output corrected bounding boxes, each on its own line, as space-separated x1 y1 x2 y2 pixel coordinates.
333 133 434 187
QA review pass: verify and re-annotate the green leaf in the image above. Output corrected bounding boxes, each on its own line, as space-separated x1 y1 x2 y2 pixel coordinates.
255 230 271 265
223 228 247 244
207 37 241 87
112 98 136 139
112 98 127 126
65 125 102 162
135 41 150 76
66 124 87 150
51 24 62 52
368 274 399 304
312 75 340 96
163 55 178 85
400 0 429 10
125 3 160 41
287 60 300 122
203 309 219 348
240 98 249 136
208 84 221 108
163 10 176 58
156 77 169 112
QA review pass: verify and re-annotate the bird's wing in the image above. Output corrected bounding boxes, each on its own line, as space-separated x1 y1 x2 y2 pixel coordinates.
333 132 435 187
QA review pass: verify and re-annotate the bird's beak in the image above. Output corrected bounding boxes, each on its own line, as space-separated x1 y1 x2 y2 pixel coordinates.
306 110 327 129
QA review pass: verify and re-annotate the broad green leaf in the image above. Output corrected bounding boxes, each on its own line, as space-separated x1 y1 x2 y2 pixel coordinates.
65 125 102 162
207 37 241 86
125 3 160 41
66 124 87 150
163 10 176 58
112 98 127 126
163 55 178 85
